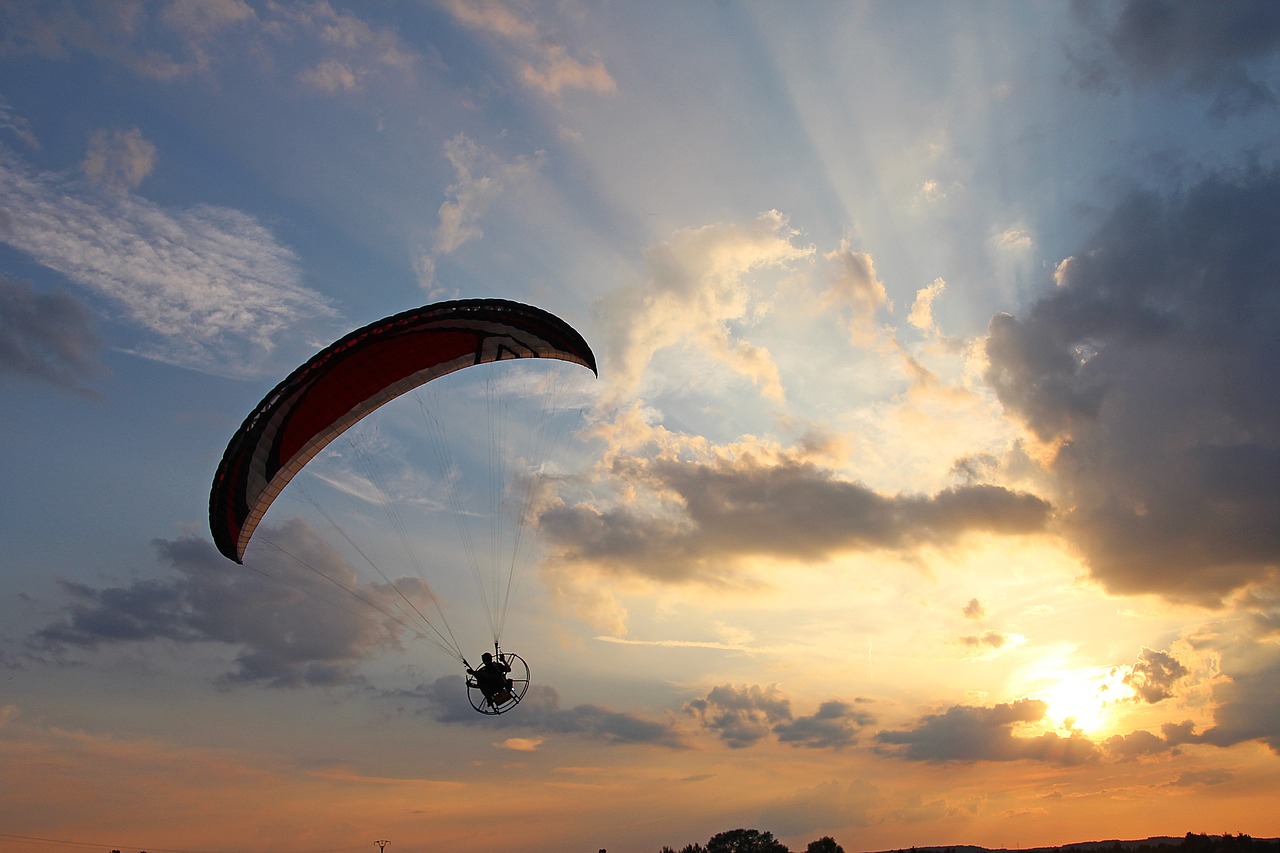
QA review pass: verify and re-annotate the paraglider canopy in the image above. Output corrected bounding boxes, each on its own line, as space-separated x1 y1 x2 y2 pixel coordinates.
209 298 597 565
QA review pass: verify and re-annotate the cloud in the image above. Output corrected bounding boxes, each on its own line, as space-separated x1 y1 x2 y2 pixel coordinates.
412 676 685 747
958 631 1012 650
538 440 1051 586
441 0 617 98
270 1 417 93
0 95 39 150
1199 651 1280 753
519 42 616 98
418 134 545 288
29 523 421 687
962 597 985 619
0 3 415 95
82 127 157 194
0 143 331 376
908 277 947 336
0 274 101 389
1106 0 1280 120
597 211 812 404
1102 728 1179 761
685 684 874 750
686 683 792 748
824 239 892 345
985 167 1280 603
773 700 877 749
1124 646 1189 703
876 698 1101 764
0 1 253 80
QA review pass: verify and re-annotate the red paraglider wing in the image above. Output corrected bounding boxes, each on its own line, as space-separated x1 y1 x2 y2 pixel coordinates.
209 298 597 563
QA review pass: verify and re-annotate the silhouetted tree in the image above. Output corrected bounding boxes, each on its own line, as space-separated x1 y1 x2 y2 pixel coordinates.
806 838 845 853
707 828 790 853
661 846 708 853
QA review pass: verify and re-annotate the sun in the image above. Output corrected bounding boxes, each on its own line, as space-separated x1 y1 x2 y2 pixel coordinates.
1035 666 1137 735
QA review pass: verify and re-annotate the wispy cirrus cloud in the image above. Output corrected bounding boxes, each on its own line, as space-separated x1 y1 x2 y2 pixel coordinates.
0 140 331 376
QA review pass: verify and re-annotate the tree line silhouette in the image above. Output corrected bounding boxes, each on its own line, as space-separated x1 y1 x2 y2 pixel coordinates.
652 831 1278 853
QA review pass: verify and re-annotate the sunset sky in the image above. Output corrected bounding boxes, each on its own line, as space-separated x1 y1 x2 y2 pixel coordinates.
3 2 1280 852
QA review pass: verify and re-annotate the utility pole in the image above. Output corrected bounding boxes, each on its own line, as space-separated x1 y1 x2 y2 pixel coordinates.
375 840 390 853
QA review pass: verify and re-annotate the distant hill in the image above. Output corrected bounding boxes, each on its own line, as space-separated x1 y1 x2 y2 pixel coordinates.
869 835 1280 853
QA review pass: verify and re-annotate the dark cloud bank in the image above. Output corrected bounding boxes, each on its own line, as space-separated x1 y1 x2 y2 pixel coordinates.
1075 0 1280 120
539 455 1051 584
986 166 1280 604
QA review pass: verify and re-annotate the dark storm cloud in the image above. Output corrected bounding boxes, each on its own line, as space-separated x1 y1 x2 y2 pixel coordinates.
540 455 1050 583
1124 646 1189 703
412 675 685 747
1108 0 1280 119
0 274 100 389
684 684 874 749
986 167 1280 602
876 699 1100 765
30 521 412 687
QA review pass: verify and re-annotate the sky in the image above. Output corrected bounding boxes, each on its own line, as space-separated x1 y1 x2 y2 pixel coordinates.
2 1 1280 852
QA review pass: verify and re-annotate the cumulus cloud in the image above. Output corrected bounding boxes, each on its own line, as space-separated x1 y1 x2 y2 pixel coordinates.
985 168 1280 602
412 676 684 747
82 128 156 194
1124 646 1189 703
441 0 616 98
962 597 985 619
0 143 330 376
774 700 876 749
876 698 1100 764
29 523 422 687
597 211 813 404
824 239 891 345
0 274 101 389
685 684 874 750
686 684 793 748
